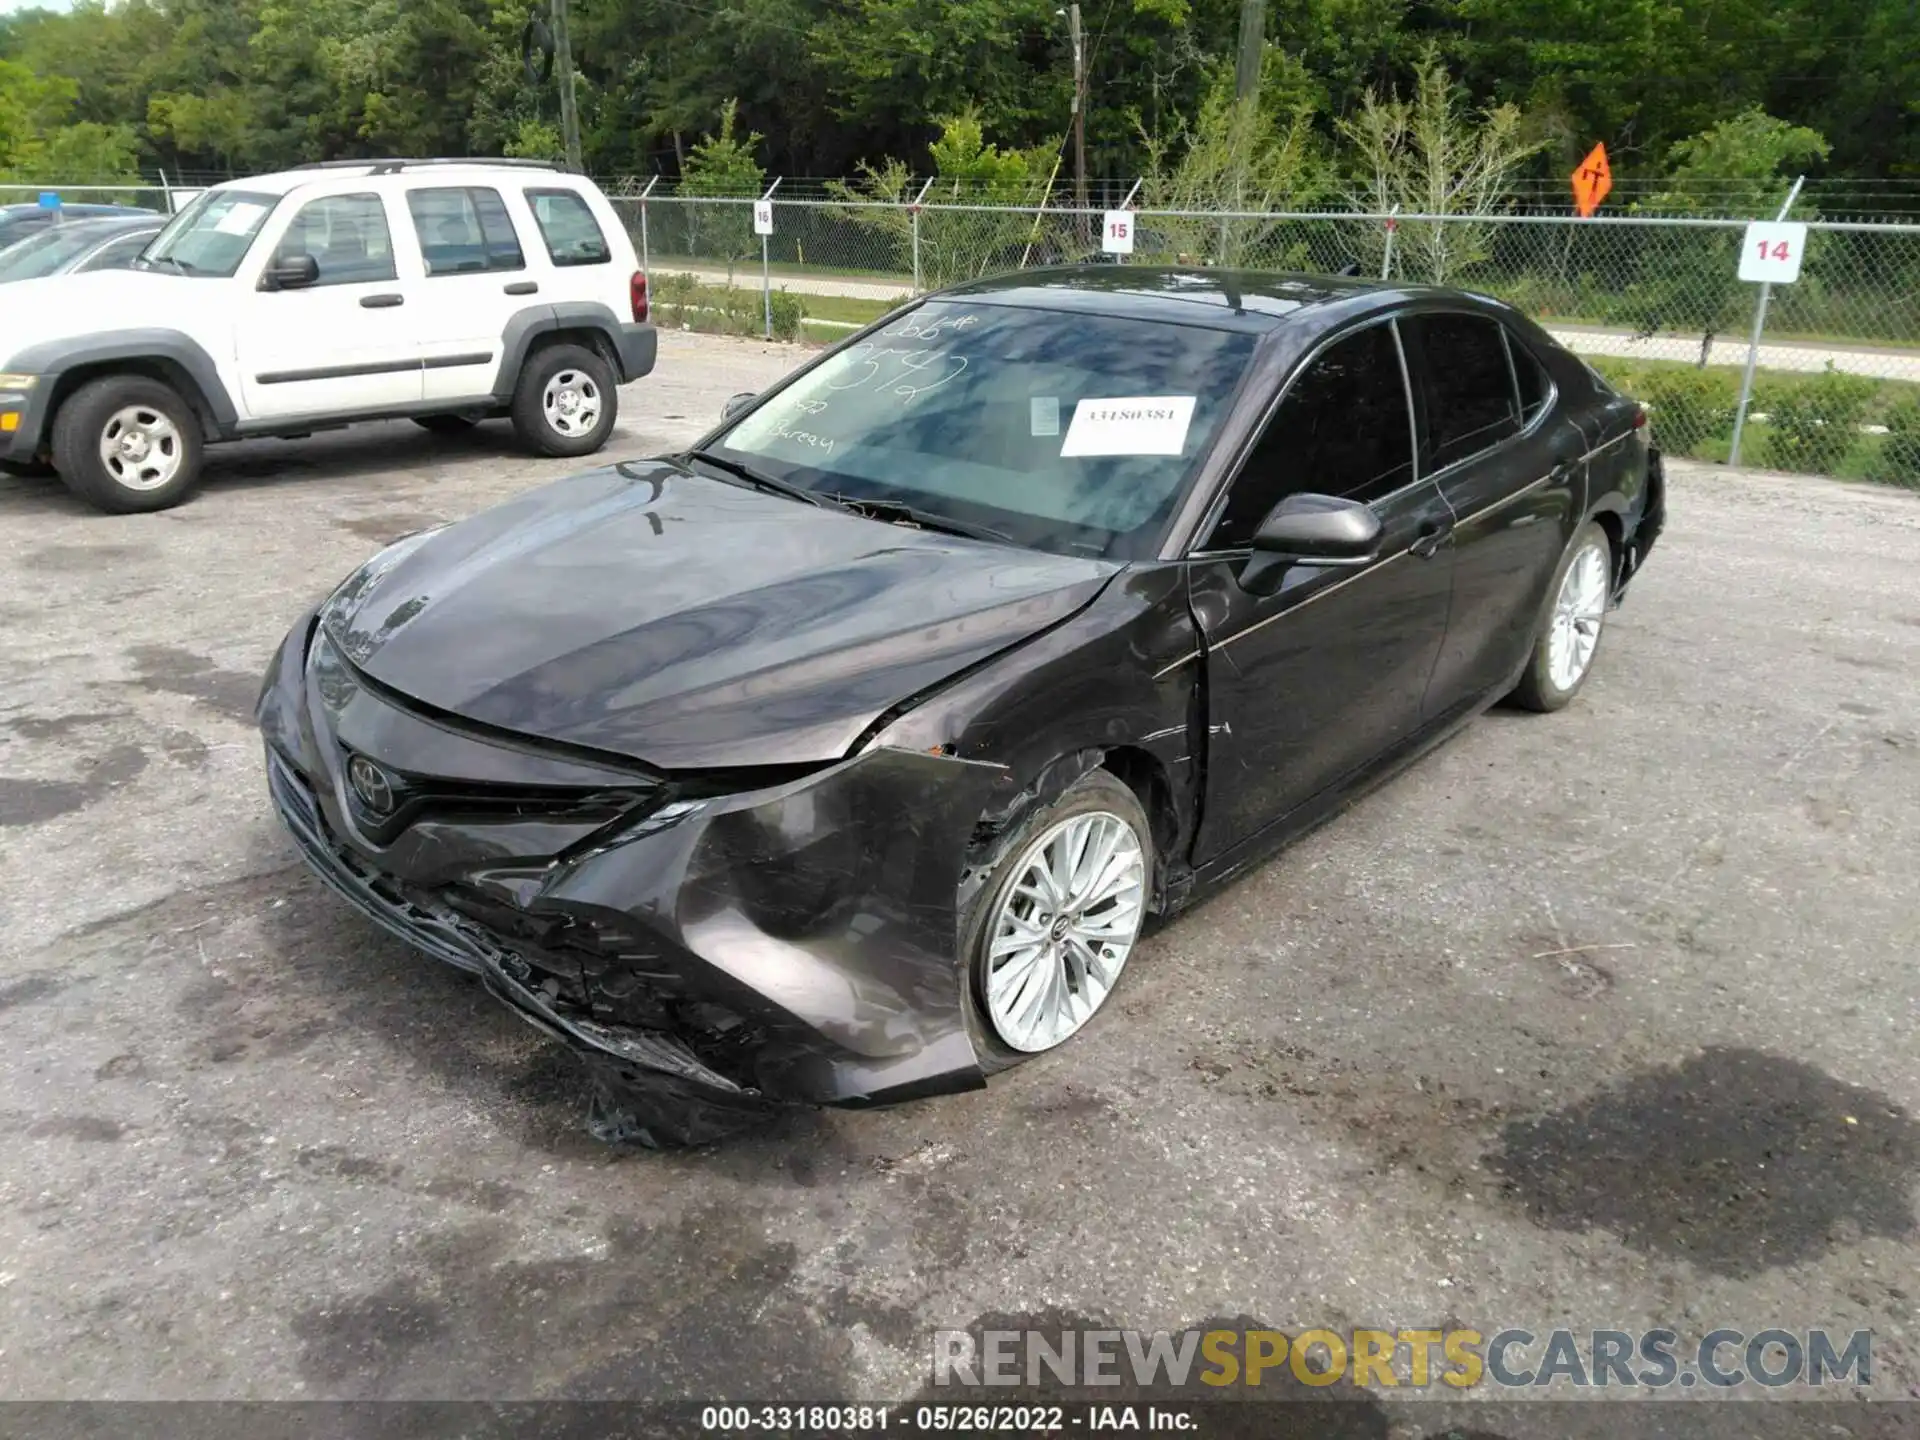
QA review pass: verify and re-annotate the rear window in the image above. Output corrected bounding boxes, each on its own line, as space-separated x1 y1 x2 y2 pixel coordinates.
524 188 611 266
406 187 525 275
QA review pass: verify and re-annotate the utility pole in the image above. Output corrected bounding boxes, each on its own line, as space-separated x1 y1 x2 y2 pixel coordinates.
552 0 582 173
1067 3 1087 214
1235 0 1264 102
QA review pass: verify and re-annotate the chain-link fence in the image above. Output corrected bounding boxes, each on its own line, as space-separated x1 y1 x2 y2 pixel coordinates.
611 191 1920 487
11 173 1916 485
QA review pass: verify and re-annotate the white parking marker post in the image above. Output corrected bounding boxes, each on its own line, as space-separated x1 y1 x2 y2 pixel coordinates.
1729 176 1806 468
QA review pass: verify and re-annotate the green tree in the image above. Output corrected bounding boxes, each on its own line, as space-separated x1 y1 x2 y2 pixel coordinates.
1612 108 1829 365
1136 50 1324 266
680 99 767 282
829 110 1053 285
1340 47 1541 282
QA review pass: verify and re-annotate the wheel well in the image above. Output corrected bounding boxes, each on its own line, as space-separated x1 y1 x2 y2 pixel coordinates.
528 327 619 377
1100 745 1178 868
1591 509 1624 580
48 359 220 441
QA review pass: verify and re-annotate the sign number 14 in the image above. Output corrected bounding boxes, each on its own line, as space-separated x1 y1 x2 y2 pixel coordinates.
1738 221 1807 284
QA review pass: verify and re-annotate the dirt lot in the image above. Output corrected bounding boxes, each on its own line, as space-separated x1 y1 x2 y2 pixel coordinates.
1 330 1918 1427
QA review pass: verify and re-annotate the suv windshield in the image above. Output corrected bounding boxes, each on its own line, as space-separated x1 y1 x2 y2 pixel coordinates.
711 301 1256 558
140 190 277 277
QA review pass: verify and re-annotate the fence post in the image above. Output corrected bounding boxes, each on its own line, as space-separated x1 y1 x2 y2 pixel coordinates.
1728 175 1806 468
637 174 657 277
760 176 781 340
1381 204 1399 280
909 178 933 295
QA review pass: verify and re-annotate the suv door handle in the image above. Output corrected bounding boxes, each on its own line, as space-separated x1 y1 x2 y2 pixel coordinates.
1409 518 1453 559
360 294 404 309
504 281 539 296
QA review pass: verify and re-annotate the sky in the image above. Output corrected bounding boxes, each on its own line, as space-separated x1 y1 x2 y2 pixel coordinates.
0 0 74 13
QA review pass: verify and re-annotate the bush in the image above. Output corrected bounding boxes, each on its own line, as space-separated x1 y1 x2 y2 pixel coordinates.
1866 394 1920 488
767 288 805 342
1638 366 1741 458
1584 357 1739 461
1755 364 1877 475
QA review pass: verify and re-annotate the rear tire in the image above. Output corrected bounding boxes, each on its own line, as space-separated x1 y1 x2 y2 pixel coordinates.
509 342 618 457
51 374 204 514
958 769 1152 1074
412 415 477 436
1511 521 1612 713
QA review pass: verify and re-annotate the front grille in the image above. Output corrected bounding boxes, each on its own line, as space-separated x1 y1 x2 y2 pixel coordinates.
267 746 489 974
265 745 770 1092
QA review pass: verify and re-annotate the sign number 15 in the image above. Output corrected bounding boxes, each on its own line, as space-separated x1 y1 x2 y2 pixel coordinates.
1102 210 1134 255
1738 221 1807 284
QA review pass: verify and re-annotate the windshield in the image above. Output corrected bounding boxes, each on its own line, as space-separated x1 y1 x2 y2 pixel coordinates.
0 225 110 281
711 301 1256 558
140 190 278 277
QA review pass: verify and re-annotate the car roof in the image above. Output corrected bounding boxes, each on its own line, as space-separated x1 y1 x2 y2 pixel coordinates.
0 202 157 219
939 265 1489 334
214 160 579 199
48 215 163 236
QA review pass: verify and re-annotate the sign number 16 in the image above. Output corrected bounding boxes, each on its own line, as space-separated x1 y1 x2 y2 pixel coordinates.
1738 221 1807 284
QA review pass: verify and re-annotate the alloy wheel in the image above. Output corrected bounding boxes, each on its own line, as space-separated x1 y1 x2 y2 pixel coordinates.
984 810 1146 1053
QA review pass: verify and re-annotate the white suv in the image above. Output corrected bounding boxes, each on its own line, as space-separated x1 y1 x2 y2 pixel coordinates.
0 159 655 512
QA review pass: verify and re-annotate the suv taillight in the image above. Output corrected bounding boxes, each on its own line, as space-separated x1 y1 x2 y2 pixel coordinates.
630 271 649 323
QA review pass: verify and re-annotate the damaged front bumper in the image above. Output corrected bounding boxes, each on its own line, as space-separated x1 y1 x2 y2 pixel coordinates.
257 613 1006 1146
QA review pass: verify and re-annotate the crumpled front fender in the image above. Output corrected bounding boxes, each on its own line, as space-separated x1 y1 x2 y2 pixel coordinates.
537 744 1008 1105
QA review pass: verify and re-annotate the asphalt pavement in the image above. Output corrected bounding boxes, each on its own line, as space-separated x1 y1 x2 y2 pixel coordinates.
1 331 1917 1427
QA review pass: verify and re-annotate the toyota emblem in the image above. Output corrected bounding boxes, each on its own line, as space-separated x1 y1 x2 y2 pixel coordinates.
346 755 397 816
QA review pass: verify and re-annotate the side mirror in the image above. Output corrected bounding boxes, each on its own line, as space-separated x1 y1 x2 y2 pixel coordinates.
262 253 320 291
721 391 757 421
1251 493 1381 565
1239 494 1381 596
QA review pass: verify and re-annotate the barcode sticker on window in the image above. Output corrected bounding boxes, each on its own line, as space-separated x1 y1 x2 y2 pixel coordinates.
1060 396 1196 457
1030 396 1060 437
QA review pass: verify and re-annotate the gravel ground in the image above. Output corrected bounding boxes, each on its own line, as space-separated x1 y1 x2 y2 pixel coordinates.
1 331 1917 1432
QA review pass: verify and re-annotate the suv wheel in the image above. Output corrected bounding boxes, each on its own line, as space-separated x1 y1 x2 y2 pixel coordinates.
52 375 204 514
511 342 618 457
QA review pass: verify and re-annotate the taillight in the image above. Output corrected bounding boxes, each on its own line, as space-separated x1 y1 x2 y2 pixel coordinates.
1633 405 1649 429
630 271 649 323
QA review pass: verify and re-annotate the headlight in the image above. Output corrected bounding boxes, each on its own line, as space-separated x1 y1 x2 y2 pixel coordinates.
0 373 38 390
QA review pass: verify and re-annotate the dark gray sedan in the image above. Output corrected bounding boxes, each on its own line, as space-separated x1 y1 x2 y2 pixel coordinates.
259 267 1666 1147
0 216 163 283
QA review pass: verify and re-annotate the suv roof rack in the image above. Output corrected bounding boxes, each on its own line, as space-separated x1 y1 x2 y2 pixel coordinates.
291 158 565 175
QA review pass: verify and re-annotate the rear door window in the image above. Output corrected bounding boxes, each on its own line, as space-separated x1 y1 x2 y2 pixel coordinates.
1507 331 1553 424
1412 313 1521 470
406 187 525 275
524 188 611 266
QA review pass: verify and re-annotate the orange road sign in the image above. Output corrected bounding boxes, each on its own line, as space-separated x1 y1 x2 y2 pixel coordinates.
1572 142 1612 217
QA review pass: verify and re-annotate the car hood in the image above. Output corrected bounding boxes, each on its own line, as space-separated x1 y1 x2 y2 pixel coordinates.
0 271 202 362
323 460 1119 770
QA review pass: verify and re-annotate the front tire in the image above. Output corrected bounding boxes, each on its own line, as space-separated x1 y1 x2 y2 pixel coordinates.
959 769 1152 1071
51 375 204 514
1511 520 1612 712
509 342 618 457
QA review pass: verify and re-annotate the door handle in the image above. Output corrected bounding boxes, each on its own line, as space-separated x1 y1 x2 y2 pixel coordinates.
504 281 539 296
1409 518 1453 559
360 294 404 308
